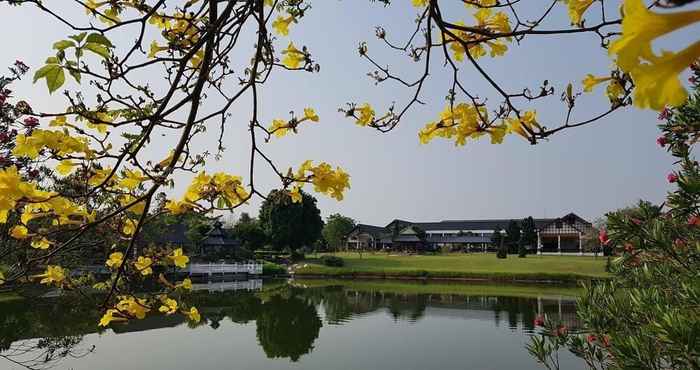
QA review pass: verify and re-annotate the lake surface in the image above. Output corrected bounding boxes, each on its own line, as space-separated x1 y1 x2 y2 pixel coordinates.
0 280 584 370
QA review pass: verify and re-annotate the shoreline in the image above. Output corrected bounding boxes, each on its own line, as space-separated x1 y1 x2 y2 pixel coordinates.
291 271 609 285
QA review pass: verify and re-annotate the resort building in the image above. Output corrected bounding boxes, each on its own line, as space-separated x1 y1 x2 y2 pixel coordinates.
345 212 596 255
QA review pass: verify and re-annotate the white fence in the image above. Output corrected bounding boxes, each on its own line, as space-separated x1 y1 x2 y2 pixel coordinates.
191 279 263 292
189 262 263 275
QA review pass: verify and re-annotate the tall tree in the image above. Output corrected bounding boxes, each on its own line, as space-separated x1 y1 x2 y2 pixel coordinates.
505 220 521 254
232 214 267 251
258 189 323 253
519 217 537 257
321 214 356 252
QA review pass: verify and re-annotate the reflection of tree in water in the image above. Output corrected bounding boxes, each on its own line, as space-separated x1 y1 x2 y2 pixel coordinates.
255 294 322 362
0 297 98 370
386 294 427 323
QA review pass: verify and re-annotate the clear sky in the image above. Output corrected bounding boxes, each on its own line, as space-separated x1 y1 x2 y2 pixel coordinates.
1 1 696 226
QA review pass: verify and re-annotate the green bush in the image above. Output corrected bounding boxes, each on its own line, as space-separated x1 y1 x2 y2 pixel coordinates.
320 255 344 267
262 262 286 276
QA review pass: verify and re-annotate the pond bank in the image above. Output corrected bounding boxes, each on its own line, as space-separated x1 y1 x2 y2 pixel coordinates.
292 253 611 284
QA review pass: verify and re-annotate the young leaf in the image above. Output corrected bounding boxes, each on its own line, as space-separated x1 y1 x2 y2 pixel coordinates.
68 32 88 43
84 43 110 59
68 68 81 83
53 40 76 51
85 33 113 48
34 65 66 94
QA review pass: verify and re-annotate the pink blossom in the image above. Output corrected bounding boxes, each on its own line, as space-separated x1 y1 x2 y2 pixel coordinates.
667 173 679 183
656 136 667 147
598 229 609 245
688 215 700 226
23 116 39 127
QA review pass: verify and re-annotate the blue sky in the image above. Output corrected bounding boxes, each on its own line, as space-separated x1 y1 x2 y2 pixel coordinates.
2 0 694 226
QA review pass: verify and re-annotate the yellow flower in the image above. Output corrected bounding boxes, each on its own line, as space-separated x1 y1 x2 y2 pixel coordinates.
304 108 319 122
356 103 375 126
606 80 625 103
177 278 193 291
148 13 171 30
281 42 305 69
99 309 125 327
159 297 178 315
169 248 190 268
412 0 428 7
31 237 51 250
609 0 700 72
10 225 29 239
568 0 595 27
185 307 201 323
488 125 507 144
272 15 294 36
106 252 124 269
630 43 700 110
269 119 290 138
123 219 138 236
116 296 150 319
289 186 303 203
12 134 40 159
507 111 540 140
119 169 146 190
165 200 192 215
39 265 66 286
582 74 612 93
56 160 77 176
134 256 153 275
148 41 167 58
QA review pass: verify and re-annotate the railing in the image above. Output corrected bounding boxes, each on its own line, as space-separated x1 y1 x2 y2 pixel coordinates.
191 279 263 292
188 262 263 275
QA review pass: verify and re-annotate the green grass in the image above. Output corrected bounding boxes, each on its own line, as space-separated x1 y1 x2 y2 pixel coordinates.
296 252 610 283
293 278 583 298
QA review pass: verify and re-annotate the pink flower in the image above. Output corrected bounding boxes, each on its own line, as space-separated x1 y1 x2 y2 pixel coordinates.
630 218 642 225
586 334 597 344
688 215 700 226
667 173 679 183
656 136 667 147
658 107 672 121
533 315 544 327
23 117 39 127
598 230 609 245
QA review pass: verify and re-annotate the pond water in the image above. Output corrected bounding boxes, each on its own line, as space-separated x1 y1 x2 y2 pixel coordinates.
0 280 585 370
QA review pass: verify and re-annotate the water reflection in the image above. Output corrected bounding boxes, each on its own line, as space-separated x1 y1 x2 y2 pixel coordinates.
0 280 579 370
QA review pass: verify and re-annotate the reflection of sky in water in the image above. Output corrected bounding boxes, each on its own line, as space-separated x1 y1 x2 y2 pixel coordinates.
1 284 584 370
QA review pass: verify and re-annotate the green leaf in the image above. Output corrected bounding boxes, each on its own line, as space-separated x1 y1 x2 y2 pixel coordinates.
84 43 110 59
45 56 59 64
53 40 76 51
85 33 113 48
33 64 65 93
68 68 81 83
68 32 88 43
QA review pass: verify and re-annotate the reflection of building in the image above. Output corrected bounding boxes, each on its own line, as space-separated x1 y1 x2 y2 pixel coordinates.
345 213 595 254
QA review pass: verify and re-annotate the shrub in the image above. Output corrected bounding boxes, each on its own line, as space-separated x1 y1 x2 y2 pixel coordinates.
518 243 527 258
290 250 305 262
262 262 286 276
496 245 508 259
320 255 344 267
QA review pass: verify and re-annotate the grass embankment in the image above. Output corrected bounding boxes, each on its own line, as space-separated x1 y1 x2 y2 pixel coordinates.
295 253 610 283
293 278 583 298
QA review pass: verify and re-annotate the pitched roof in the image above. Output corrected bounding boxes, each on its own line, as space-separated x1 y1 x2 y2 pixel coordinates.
349 224 386 237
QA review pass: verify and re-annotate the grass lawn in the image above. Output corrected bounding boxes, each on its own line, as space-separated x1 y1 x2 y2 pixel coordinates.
293 278 583 298
296 252 610 283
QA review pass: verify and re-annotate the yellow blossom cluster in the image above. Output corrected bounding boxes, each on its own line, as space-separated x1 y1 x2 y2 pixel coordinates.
291 160 351 202
442 8 512 62
13 129 93 160
166 171 249 214
609 0 700 110
418 104 540 145
268 108 319 138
